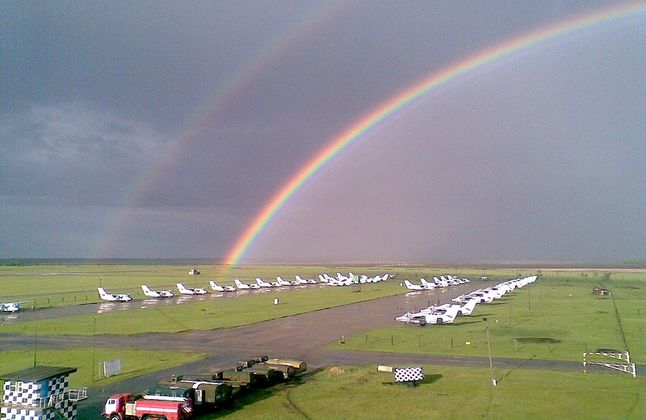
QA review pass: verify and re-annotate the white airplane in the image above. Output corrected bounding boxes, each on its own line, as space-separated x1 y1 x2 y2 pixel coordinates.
176 282 207 295
420 278 438 289
458 299 478 316
433 276 449 287
141 284 174 298
424 305 462 324
403 280 425 291
0 302 21 313
295 275 317 285
276 277 292 287
209 280 236 292
98 287 132 302
293 275 308 285
278 276 299 286
255 278 277 288
234 279 259 290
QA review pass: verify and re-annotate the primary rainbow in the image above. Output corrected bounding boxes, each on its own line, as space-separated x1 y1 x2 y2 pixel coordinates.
224 2 646 266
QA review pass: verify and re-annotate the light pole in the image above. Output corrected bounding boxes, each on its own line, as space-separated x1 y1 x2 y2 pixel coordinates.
92 314 97 382
484 317 496 386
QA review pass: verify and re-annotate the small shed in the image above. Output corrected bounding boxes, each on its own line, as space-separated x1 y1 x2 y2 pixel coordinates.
592 287 611 296
1 366 85 419
189 268 200 275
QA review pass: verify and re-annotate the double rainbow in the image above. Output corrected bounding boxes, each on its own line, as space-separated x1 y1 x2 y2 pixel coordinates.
224 2 646 265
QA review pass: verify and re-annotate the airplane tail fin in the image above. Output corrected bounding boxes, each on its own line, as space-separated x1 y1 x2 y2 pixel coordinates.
177 283 187 292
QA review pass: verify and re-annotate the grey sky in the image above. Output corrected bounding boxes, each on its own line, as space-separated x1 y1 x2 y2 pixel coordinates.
1 1 644 263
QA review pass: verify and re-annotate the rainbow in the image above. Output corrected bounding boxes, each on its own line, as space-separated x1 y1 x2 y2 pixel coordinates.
224 2 646 265
91 1 350 257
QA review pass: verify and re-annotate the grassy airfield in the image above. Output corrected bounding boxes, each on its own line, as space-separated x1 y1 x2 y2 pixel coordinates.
214 364 645 419
0 264 521 308
331 270 646 363
1 264 645 418
0 264 524 335
0 348 205 388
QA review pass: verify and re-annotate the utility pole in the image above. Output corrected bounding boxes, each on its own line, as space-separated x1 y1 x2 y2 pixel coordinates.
484 317 496 386
92 314 97 382
33 323 38 367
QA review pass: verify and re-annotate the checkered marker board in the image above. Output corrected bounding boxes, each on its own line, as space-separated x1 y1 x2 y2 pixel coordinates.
393 366 424 382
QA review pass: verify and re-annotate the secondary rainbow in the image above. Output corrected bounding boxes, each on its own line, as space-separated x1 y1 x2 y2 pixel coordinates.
91 1 349 257
224 2 646 265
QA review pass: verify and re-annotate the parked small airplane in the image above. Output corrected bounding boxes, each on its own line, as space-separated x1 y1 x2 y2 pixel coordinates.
0 302 21 313
255 278 277 288
275 277 292 287
141 284 174 298
295 275 316 285
98 287 132 302
234 279 260 290
209 280 236 292
176 282 207 295
403 280 425 291
420 278 438 289
458 299 478 316
397 304 461 325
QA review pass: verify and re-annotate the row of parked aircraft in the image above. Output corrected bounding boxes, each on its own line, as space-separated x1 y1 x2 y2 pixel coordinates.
208 273 392 291
395 275 538 325
402 274 470 291
97 273 394 302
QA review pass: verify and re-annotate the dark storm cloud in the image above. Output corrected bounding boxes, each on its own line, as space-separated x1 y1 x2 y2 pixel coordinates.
1 0 644 261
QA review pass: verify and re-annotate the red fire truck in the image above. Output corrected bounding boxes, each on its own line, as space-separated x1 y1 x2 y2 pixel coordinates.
103 393 192 420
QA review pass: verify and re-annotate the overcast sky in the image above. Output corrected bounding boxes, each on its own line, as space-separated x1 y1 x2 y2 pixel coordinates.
1 1 644 264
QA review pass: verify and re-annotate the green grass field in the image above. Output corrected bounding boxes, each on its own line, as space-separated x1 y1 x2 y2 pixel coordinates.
210 364 645 419
330 270 646 363
0 264 530 335
1 265 644 418
0 280 405 335
0 348 205 388
0 264 528 308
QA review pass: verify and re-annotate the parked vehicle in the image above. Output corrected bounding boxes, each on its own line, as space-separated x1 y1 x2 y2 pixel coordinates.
102 393 192 420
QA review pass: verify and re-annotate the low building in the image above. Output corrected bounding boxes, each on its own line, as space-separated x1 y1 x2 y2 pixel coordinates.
189 268 200 275
592 287 611 296
1 366 86 419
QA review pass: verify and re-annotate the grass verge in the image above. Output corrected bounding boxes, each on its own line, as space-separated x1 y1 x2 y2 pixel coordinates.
208 364 645 419
329 271 646 363
0 348 206 388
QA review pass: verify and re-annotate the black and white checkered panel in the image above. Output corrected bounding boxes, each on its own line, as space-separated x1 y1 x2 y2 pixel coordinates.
47 375 69 399
2 380 44 407
1 377 76 419
1 406 39 419
59 398 77 419
393 366 424 382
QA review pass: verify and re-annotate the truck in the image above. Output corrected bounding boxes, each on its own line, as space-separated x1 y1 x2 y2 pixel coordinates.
265 358 307 375
103 393 192 420
152 378 233 412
